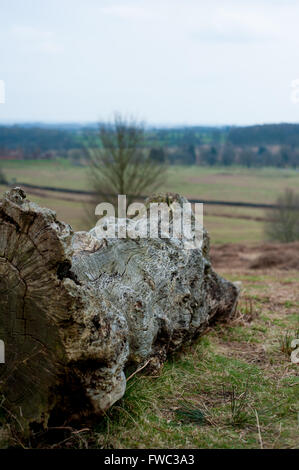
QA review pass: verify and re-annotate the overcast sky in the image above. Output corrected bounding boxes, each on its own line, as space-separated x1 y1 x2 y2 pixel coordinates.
1 0 299 125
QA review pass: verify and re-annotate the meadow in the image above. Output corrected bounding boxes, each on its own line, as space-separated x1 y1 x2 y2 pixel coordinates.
1 159 299 244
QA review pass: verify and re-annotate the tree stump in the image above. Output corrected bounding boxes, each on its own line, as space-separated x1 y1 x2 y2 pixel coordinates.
0 188 239 433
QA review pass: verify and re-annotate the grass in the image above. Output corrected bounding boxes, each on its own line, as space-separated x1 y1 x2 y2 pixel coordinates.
3 161 297 242
279 329 299 356
0 182 266 242
204 215 264 244
1 158 89 190
0 184 266 243
163 165 299 202
2 160 299 202
2 270 297 449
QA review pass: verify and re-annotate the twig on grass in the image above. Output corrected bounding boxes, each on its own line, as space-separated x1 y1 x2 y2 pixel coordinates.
126 359 151 382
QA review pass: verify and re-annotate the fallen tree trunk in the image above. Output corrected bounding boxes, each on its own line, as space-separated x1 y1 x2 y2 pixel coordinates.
0 188 239 432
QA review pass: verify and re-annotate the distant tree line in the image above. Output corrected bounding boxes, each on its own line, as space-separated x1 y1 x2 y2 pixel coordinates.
0 125 82 159
148 143 299 168
199 144 299 168
228 123 299 146
1 123 299 168
0 124 228 156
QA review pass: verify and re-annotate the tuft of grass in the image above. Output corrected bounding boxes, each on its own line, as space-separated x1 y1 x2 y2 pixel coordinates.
279 328 299 356
233 296 259 324
227 383 251 426
174 403 207 425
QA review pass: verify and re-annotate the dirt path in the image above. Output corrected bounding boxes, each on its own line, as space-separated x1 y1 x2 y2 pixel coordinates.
210 241 299 271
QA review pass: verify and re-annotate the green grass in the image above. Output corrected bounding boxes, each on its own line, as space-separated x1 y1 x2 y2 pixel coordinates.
2 158 90 191
161 165 299 203
204 215 264 244
2 160 299 202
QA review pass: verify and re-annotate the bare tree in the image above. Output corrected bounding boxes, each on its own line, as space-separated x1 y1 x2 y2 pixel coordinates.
264 188 299 242
86 113 167 212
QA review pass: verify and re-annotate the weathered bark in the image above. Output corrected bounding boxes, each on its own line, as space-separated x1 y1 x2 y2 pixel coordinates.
0 188 239 432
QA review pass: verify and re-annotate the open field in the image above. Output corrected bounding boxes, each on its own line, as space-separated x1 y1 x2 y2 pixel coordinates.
1 160 298 243
2 250 297 449
2 160 299 202
0 183 266 244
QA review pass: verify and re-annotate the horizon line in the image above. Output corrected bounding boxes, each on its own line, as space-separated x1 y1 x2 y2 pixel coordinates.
0 120 299 128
